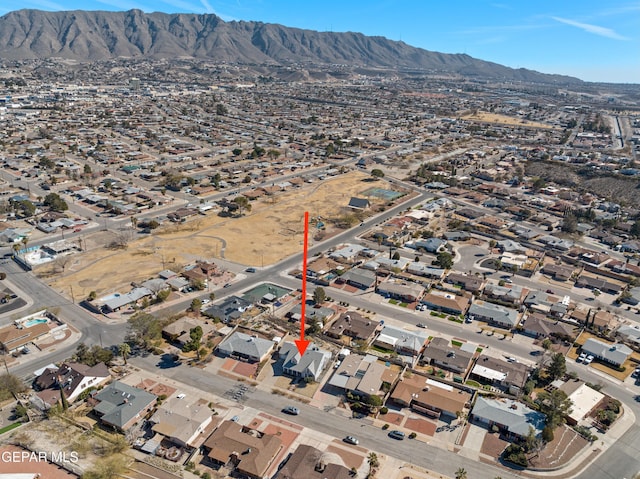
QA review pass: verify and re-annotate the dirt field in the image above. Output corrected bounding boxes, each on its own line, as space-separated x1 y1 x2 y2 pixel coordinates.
45 171 399 298
461 112 554 129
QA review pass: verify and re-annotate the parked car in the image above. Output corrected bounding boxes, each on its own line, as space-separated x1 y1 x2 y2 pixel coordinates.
584 355 595 365
546 289 555 294
344 436 359 445
578 352 587 362
282 406 299 415
388 430 405 440
416 323 427 329
245 267 256 273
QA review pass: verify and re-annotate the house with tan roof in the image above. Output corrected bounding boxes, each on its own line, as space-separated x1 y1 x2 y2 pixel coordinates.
390 374 471 419
150 396 213 448
325 311 380 344
277 444 352 479
328 354 398 398
202 421 283 479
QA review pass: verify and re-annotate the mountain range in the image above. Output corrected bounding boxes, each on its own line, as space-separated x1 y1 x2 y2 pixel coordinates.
0 9 580 84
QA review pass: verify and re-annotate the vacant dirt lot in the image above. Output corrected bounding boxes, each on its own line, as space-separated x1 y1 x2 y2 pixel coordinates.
45 171 400 298
462 112 553 129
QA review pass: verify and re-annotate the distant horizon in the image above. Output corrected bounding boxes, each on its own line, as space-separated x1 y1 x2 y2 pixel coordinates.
1 1 639 84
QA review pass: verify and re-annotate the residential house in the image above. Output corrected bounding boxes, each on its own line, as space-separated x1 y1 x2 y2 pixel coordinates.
325 312 380 344
581 338 632 367
557 380 605 425
467 301 520 329
347 197 370 210
615 324 640 347
541 264 575 282
471 397 546 439
374 325 429 358
202 421 283 479
445 273 484 293
203 296 252 323
92 381 157 432
469 356 531 394
162 317 217 346
150 396 213 448
411 238 447 254
591 310 617 332
216 331 275 363
520 314 577 341
422 291 470 315
278 342 332 382
376 281 424 302
406 262 445 280
390 375 471 419
329 244 366 264
339 267 377 289
97 287 153 313
34 362 110 404
484 283 526 305
575 275 622 294
421 338 474 375
277 444 352 479
328 354 397 398
287 304 335 324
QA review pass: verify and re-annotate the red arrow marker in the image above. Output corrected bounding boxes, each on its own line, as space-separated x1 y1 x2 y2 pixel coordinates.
295 211 311 356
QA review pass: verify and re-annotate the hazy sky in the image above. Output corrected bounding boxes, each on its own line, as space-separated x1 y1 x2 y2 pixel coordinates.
2 0 639 83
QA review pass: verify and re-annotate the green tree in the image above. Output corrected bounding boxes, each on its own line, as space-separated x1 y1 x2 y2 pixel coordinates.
367 452 379 470
371 169 385 179
312 287 326 305
182 326 203 355
434 251 454 269
126 312 162 348
233 196 251 216
546 352 567 380
0 373 27 401
232 148 243 157
455 468 468 479
190 298 202 312
561 214 578 234
83 454 129 479
538 389 572 430
392 251 401 260
43 192 69 212
541 338 552 350
118 343 131 365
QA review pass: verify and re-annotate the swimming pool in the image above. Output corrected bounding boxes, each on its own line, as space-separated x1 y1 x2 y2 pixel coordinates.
24 318 48 328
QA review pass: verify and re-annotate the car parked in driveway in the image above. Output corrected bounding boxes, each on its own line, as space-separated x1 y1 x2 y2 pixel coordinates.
584 354 594 365
578 352 587 362
282 406 299 415
388 430 405 440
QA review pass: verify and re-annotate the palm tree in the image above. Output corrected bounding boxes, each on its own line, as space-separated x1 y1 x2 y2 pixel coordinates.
118 343 131 365
367 452 379 470
455 468 467 479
